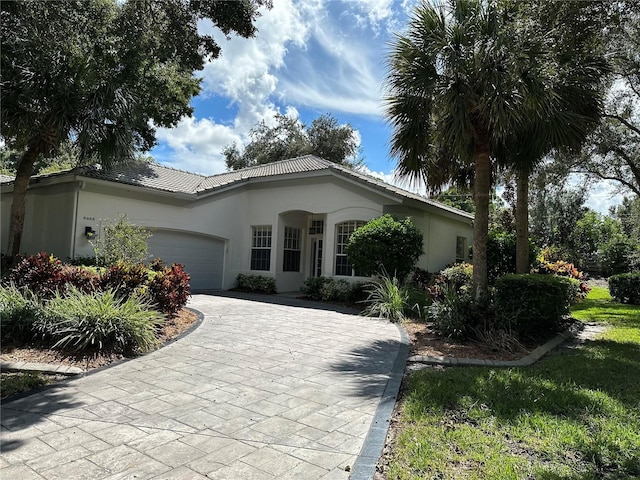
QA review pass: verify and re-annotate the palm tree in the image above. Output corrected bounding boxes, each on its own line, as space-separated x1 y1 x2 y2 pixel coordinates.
503 0 610 273
385 0 608 296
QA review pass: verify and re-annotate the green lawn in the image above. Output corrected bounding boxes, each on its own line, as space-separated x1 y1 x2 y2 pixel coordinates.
1 372 48 399
386 287 640 479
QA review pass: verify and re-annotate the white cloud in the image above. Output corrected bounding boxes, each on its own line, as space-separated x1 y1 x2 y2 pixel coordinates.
155 117 241 175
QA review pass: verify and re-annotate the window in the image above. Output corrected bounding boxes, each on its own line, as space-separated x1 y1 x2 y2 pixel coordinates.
251 226 272 271
335 220 365 276
309 219 324 235
282 226 301 272
456 236 467 262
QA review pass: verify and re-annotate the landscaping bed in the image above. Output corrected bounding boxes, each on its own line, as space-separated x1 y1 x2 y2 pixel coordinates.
1 308 198 399
377 287 640 479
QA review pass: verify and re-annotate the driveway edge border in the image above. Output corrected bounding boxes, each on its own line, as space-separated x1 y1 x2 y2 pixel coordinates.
349 322 410 480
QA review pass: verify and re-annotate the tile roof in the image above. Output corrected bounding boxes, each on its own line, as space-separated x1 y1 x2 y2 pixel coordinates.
1 155 473 219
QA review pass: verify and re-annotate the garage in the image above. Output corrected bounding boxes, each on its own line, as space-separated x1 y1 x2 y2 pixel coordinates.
147 230 225 291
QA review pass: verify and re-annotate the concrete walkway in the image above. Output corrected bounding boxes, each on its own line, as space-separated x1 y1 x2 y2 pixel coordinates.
1 293 406 480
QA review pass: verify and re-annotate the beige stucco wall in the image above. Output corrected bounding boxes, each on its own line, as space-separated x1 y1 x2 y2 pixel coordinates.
1 184 76 258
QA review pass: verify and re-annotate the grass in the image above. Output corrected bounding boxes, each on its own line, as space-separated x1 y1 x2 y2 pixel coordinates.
386 287 640 479
1 372 49 399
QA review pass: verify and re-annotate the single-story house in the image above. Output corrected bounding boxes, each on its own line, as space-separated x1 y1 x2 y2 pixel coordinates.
1 155 473 292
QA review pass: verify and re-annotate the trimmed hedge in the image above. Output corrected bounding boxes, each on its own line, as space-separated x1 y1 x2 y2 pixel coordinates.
495 274 575 338
235 274 277 294
609 273 640 305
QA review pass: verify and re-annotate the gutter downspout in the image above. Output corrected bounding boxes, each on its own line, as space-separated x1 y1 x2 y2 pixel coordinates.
70 181 84 259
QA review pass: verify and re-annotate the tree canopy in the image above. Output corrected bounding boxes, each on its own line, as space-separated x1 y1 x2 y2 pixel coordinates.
1 0 269 256
223 113 361 170
385 0 609 297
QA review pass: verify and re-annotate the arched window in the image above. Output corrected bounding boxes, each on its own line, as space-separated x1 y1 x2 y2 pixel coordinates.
335 220 365 276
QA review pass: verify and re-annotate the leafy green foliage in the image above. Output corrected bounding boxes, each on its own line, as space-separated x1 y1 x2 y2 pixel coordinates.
534 257 590 300
0 284 41 343
300 277 331 300
147 261 191 317
427 286 480 340
2 0 268 256
362 275 409 322
235 274 277 294
36 287 162 354
609 273 640 305
495 274 576 338
319 279 354 303
224 113 360 170
387 287 640 479
428 263 474 301
92 214 152 266
486 232 537 283
300 277 367 304
100 261 149 298
345 215 423 279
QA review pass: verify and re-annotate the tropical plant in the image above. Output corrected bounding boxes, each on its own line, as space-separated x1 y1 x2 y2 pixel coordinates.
1 0 268 257
92 214 152 266
36 287 163 353
385 0 609 299
234 274 277 294
0 284 42 343
345 214 423 279
362 275 409 323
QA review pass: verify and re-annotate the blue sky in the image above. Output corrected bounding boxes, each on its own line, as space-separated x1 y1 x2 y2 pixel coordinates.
150 0 623 214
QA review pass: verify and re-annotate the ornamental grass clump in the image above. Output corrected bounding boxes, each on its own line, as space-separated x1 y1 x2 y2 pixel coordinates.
36 287 163 354
362 274 409 322
0 284 42 343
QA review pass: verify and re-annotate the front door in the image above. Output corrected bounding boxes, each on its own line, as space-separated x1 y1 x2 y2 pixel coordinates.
310 238 323 277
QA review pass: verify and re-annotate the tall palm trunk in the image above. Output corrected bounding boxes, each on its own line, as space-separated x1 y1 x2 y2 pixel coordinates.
472 133 491 300
7 146 42 257
515 170 530 274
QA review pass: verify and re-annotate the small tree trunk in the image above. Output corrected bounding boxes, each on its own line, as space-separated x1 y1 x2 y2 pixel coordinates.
515 170 530 274
7 147 40 257
472 135 491 301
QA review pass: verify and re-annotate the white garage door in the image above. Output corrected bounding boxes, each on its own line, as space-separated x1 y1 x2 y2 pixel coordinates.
148 230 225 291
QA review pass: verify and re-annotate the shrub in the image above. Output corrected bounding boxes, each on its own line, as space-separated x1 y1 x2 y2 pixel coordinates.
301 277 331 300
61 265 100 294
405 286 430 319
427 286 476 339
36 287 163 353
409 267 434 290
346 214 423 279
362 275 408 322
100 262 150 298
609 273 640 305
533 259 590 300
494 274 575 338
0 284 42 343
3 252 65 299
486 232 537 283
428 263 473 301
92 213 152 266
320 279 353 302
147 263 191 316
235 274 277 294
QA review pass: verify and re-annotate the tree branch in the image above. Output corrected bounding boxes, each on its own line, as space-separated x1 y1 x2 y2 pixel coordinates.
603 113 640 136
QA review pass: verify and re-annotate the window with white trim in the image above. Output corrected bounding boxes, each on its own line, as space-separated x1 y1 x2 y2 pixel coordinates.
335 220 365 276
251 226 272 271
282 226 301 272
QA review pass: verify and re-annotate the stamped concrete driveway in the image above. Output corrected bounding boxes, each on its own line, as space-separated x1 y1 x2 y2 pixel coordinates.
1 293 406 480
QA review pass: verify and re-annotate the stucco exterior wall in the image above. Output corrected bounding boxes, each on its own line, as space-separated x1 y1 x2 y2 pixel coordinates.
1 185 76 258
1 170 474 291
